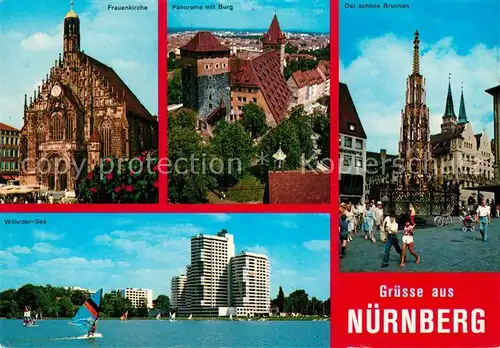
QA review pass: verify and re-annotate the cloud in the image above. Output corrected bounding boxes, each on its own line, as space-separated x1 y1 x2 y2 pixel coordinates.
20 32 60 51
6 245 31 254
33 230 64 241
279 220 298 229
303 240 330 251
211 214 232 222
32 243 70 254
244 245 270 255
0 250 19 265
341 34 498 153
33 257 114 270
94 234 113 243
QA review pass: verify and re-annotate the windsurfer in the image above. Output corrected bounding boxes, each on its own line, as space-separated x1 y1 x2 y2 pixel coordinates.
87 321 97 337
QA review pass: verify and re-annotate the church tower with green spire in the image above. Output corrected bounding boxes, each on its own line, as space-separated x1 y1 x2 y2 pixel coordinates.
441 75 457 133
457 84 468 124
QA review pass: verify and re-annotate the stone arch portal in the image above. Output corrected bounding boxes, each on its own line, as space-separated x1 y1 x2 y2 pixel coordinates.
39 153 72 191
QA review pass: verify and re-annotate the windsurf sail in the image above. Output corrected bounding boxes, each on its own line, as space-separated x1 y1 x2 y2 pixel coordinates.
188 314 192 320
156 313 161 320
169 312 176 322
70 288 103 332
120 311 128 321
229 314 233 321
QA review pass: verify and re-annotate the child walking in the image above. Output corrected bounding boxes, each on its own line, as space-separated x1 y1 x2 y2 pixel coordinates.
339 214 349 258
399 221 420 267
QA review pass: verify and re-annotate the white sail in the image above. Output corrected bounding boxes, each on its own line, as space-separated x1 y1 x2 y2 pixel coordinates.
35 313 39 319
188 314 192 320
229 314 233 320
23 311 31 318
156 313 161 320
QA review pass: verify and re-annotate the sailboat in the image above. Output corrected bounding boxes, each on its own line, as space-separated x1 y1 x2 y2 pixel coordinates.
22 306 38 327
156 313 161 320
169 312 176 322
69 288 103 339
120 311 128 322
188 314 193 320
229 314 233 321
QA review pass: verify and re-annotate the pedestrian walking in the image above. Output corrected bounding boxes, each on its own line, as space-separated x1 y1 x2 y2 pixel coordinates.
339 214 349 258
476 199 491 242
381 213 403 268
399 221 420 267
364 202 376 243
409 203 416 226
374 201 384 242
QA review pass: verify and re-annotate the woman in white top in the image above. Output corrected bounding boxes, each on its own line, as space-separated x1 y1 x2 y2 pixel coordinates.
345 205 355 242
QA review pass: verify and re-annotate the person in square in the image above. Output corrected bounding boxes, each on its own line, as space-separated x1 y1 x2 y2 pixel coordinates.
399 221 420 267
374 201 385 242
381 213 403 268
476 199 491 242
339 214 349 258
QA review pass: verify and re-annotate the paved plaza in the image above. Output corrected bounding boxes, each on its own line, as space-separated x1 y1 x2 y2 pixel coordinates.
340 218 500 272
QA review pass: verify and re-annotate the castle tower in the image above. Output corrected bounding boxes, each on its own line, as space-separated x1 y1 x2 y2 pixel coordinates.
441 75 457 133
262 14 286 74
179 32 231 125
457 84 468 124
398 30 433 189
63 1 80 60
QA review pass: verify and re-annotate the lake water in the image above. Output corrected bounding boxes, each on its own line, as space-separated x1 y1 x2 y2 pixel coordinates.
0 319 330 347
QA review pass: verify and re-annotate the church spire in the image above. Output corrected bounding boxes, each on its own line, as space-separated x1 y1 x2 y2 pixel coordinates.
412 30 420 75
63 0 80 56
444 74 456 118
458 82 468 124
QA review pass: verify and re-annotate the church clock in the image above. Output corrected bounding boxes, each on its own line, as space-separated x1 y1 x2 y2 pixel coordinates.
51 85 62 97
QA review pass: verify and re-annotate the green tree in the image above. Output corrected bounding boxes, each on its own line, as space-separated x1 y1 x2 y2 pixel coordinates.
211 121 254 187
58 296 74 317
168 69 182 105
137 300 149 317
285 42 298 54
168 52 181 71
0 300 19 318
289 105 314 160
288 289 309 314
168 108 217 203
311 111 330 161
277 286 285 313
241 103 269 139
260 119 301 169
154 295 171 312
70 290 88 306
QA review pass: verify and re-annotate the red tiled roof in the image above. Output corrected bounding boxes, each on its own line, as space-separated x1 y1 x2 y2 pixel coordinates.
339 82 367 139
291 69 324 88
317 60 330 79
268 171 330 204
0 122 19 132
180 32 230 53
230 51 291 123
83 53 155 121
262 15 286 45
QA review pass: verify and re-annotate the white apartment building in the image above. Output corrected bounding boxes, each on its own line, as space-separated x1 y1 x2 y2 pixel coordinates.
230 252 270 317
339 82 367 203
118 288 153 309
171 274 187 309
63 286 96 294
184 230 235 316
287 60 330 113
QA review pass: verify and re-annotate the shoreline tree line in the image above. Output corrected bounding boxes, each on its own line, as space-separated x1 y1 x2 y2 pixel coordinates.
0 284 329 318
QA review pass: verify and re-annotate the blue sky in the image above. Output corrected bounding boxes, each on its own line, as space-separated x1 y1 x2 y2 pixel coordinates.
0 213 330 300
168 0 329 33
0 0 158 129
340 0 500 153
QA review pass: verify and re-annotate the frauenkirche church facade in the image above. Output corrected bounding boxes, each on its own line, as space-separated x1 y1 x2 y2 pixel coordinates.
19 4 157 191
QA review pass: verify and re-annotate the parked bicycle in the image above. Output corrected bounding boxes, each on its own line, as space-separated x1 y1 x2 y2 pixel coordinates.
434 213 454 227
